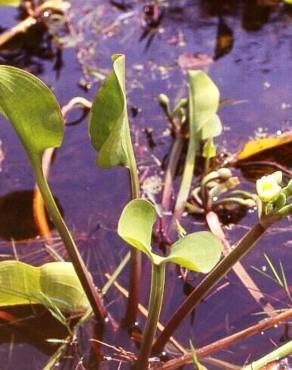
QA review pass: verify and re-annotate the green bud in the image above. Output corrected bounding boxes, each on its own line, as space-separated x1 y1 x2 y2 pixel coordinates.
217 168 232 180
158 93 170 107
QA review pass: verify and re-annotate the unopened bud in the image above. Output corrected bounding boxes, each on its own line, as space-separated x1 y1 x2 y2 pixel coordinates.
217 168 232 180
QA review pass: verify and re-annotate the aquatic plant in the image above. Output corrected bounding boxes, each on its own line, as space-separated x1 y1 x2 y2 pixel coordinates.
0 53 291 369
0 65 106 321
88 54 141 326
118 199 221 369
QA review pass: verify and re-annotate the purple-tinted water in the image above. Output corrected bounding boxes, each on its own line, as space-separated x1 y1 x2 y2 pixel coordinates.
0 1 291 369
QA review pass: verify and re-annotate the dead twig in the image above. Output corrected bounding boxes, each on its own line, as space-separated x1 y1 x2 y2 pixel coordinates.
160 308 292 369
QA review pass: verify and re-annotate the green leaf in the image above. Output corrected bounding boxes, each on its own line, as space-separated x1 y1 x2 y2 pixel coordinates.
89 54 135 169
188 70 220 133
118 199 157 262
165 231 221 273
0 65 64 163
0 261 89 313
0 0 20 6
201 114 222 140
40 262 89 313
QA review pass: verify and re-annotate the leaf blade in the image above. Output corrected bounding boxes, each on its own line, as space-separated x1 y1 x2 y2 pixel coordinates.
166 231 222 273
0 261 89 313
0 65 64 159
188 70 220 133
89 54 134 168
118 199 157 261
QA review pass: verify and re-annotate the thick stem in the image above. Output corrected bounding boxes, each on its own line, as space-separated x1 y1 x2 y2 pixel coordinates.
124 154 142 327
152 223 267 354
33 160 107 322
136 263 166 370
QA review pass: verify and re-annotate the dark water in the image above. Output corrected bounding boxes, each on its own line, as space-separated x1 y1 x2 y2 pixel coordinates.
0 1 292 369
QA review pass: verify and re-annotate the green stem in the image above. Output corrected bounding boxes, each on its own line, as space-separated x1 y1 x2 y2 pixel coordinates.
170 133 197 234
152 222 267 354
124 147 142 327
33 159 107 322
136 263 166 370
243 340 292 370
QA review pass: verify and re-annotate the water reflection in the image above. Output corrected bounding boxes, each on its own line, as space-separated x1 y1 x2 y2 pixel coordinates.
0 8 67 76
0 190 58 241
0 306 67 356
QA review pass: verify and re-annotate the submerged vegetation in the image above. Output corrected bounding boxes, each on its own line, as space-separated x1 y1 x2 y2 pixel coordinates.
0 1 292 369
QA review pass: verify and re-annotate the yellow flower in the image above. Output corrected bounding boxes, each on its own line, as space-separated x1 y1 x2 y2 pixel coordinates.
256 172 282 203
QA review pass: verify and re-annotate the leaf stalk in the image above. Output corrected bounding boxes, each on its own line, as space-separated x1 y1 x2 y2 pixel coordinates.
136 263 166 370
33 159 107 322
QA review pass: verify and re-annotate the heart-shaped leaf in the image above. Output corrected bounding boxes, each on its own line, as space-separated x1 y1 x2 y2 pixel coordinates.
118 199 157 262
0 65 64 164
0 261 89 313
89 54 135 169
188 70 220 133
165 231 222 273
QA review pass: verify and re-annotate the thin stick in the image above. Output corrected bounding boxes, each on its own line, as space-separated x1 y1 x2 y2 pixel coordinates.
160 308 292 369
206 211 275 317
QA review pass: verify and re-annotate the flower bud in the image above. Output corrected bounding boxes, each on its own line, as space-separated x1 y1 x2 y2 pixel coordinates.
217 168 232 180
158 94 170 108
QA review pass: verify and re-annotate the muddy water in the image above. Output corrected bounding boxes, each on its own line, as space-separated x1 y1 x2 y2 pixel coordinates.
0 1 292 369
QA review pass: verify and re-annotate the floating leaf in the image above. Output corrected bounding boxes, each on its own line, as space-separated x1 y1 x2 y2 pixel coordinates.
236 134 292 163
0 261 89 313
89 54 135 169
118 199 157 262
234 133 292 181
165 231 222 273
0 0 20 6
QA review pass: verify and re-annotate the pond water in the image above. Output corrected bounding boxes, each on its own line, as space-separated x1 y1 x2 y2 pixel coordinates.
0 1 292 369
